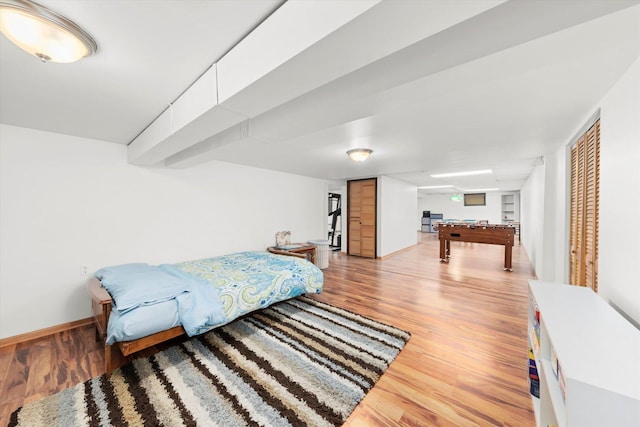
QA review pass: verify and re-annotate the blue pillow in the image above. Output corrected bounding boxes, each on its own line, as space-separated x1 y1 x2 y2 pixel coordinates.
95 263 189 313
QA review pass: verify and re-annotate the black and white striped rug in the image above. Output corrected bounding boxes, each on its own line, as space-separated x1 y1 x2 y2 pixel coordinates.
10 296 410 426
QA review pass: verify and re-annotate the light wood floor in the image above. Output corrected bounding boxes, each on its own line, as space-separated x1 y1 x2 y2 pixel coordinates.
0 233 537 426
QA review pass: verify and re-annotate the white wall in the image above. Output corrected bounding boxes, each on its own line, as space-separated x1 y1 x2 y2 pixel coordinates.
378 176 417 257
520 57 640 325
520 165 545 276
546 147 569 283
521 147 569 283
0 125 327 339
520 148 569 283
416 191 507 229
598 58 640 325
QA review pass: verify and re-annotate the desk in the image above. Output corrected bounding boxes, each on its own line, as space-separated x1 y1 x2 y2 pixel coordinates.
438 224 515 271
268 244 316 264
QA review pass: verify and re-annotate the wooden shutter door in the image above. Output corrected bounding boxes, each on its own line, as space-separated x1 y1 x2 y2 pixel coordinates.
569 119 599 292
583 121 600 291
570 135 586 286
570 142 580 285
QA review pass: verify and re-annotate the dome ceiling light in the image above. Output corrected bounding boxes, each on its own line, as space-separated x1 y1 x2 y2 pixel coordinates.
347 148 373 162
0 0 98 63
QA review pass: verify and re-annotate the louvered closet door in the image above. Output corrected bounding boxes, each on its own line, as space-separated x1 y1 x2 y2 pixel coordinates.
570 135 585 286
570 120 600 292
583 122 600 291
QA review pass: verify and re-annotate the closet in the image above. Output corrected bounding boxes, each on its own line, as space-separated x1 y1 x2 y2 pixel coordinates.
569 119 600 291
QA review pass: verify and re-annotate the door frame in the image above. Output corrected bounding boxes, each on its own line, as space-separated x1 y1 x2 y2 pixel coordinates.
347 177 377 258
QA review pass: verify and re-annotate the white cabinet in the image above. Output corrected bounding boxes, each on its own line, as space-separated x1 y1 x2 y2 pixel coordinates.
528 280 640 427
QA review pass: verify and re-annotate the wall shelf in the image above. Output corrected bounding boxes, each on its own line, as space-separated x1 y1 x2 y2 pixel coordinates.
501 193 519 223
528 280 640 427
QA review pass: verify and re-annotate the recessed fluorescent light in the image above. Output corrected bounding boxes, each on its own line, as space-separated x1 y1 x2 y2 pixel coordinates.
463 188 500 192
418 185 454 189
430 169 493 178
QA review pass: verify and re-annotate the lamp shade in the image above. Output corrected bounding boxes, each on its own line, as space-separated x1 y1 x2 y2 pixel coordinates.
347 148 373 162
0 0 97 63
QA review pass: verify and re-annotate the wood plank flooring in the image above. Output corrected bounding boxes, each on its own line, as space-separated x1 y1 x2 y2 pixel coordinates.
0 232 537 426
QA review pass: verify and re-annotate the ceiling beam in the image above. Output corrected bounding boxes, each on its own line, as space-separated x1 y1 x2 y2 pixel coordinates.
127 0 384 165
127 0 505 166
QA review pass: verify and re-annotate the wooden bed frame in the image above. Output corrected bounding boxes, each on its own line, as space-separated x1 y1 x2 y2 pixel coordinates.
88 250 309 375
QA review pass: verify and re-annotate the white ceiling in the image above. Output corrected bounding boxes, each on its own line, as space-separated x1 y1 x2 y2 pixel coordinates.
1 0 639 195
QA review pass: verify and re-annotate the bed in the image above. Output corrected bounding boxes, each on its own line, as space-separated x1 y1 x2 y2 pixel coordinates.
88 250 323 375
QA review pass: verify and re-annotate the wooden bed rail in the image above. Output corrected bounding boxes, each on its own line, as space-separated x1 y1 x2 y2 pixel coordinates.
88 277 187 375
88 278 111 343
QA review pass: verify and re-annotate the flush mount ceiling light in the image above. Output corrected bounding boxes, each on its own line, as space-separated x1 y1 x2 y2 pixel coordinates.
0 0 97 63
347 148 373 162
430 169 493 178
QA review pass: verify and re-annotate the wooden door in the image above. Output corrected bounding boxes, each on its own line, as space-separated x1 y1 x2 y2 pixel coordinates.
569 134 585 286
570 120 600 292
348 178 376 258
349 182 362 255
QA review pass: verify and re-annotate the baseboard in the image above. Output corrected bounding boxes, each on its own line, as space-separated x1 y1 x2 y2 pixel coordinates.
0 317 94 348
377 244 417 260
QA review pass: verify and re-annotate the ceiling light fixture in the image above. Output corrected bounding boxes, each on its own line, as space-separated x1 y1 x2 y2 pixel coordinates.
0 0 98 63
463 188 500 192
347 148 373 162
430 169 493 178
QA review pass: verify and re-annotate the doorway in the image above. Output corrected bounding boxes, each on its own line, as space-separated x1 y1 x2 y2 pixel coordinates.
328 192 342 251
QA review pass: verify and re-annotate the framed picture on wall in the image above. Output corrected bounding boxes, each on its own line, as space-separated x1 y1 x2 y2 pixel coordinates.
464 193 486 206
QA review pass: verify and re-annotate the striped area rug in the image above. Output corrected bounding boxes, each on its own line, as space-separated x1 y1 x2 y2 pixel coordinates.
10 296 410 426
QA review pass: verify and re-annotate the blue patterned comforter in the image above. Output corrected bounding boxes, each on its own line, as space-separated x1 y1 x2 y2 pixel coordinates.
104 251 323 343
176 251 323 322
